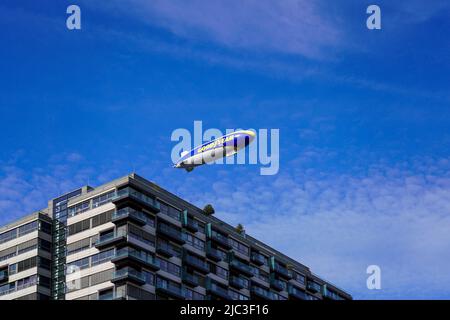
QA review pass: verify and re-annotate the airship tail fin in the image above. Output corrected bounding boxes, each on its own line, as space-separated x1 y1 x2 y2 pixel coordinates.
185 167 194 173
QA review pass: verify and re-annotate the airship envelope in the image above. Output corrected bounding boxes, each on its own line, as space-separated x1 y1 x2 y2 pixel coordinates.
174 130 256 172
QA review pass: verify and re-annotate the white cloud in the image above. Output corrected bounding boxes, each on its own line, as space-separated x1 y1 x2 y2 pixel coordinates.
170 157 450 299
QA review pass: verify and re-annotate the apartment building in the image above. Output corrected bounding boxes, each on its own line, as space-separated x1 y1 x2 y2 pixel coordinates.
0 173 351 300
0 211 53 300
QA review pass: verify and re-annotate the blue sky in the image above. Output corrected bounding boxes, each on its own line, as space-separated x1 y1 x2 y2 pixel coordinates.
1 0 450 299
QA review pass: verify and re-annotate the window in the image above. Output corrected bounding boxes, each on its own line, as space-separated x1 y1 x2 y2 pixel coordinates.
9 264 17 275
39 257 51 270
68 219 90 236
129 224 155 246
68 200 90 217
293 271 305 285
38 276 51 288
92 190 115 208
18 221 38 237
196 221 205 234
157 238 182 258
0 246 16 262
229 238 249 256
185 288 205 300
185 233 205 251
91 210 113 228
250 266 269 282
17 238 38 255
39 221 52 234
229 289 250 300
17 256 37 273
209 263 228 280
156 277 181 292
38 239 52 253
91 249 115 266
0 229 17 244
143 270 155 285
67 237 91 255
159 202 181 221
158 258 181 277
68 257 90 271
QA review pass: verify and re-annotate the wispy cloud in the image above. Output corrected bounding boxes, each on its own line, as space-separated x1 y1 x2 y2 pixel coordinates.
100 0 342 59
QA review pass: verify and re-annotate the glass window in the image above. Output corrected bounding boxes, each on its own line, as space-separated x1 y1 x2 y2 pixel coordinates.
158 258 181 277
143 270 155 285
185 233 205 251
229 238 249 256
91 249 115 266
185 288 205 300
159 202 181 221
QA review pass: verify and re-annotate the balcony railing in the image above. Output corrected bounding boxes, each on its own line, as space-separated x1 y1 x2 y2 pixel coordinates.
157 223 185 244
210 231 231 249
288 284 309 300
0 279 37 297
156 281 185 300
113 247 160 270
183 219 199 233
183 254 209 274
206 244 225 262
156 241 178 258
95 231 127 249
229 276 247 290
207 281 230 300
270 277 285 292
307 281 321 293
182 271 200 287
113 187 160 212
112 208 148 226
112 268 146 285
250 252 266 266
270 261 291 279
251 285 273 300
229 259 253 277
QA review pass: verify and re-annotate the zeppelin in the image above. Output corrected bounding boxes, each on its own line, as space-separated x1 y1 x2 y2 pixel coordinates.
174 130 256 172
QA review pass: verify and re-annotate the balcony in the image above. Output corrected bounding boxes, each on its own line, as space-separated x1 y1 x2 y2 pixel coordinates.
251 285 274 300
207 280 230 300
111 208 147 226
307 281 321 293
205 243 224 262
183 219 199 233
183 254 209 274
182 271 200 287
270 277 285 292
0 279 38 297
229 276 247 290
288 284 309 300
95 232 127 250
112 268 146 285
209 232 231 249
229 259 254 277
157 223 185 244
270 259 292 279
112 187 160 213
250 252 266 266
112 247 160 271
156 281 185 300
156 241 176 258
